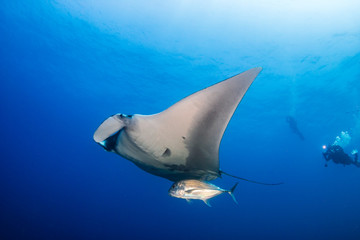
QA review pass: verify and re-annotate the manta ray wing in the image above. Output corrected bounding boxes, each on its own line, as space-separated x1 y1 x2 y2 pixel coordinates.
159 67 262 172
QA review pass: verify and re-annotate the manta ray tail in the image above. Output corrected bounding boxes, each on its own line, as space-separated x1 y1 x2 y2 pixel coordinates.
220 170 283 186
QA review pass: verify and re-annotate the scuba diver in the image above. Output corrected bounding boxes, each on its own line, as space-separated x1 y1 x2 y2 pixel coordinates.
286 116 305 140
322 131 359 167
322 145 359 167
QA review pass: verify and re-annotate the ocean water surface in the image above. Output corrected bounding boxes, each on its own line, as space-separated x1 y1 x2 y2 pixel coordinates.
1 1 360 239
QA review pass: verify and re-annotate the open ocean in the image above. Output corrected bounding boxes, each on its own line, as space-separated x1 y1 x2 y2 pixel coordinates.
1 1 360 239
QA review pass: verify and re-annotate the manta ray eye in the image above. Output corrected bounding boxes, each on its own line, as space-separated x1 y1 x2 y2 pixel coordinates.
114 114 123 120
117 114 133 119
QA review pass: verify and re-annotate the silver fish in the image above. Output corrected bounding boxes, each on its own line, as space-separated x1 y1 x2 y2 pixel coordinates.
169 179 238 207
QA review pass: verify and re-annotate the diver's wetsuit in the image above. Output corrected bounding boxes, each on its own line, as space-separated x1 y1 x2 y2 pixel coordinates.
323 145 359 167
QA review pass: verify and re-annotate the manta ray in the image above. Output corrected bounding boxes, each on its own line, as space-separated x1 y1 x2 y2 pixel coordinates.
94 67 264 182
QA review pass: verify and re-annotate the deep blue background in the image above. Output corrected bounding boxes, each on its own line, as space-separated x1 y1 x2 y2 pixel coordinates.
1 1 360 239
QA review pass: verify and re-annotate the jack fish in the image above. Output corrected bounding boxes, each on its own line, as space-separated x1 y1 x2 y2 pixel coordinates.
169 179 238 207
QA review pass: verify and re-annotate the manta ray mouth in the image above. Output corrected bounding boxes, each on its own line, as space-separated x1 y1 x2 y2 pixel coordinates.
98 130 121 152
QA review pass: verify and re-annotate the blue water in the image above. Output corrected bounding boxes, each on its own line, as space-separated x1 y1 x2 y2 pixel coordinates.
1 1 360 239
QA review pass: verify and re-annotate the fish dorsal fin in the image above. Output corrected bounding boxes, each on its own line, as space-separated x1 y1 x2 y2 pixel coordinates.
132 68 262 175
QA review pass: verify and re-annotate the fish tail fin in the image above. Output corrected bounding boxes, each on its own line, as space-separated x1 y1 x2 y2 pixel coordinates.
228 182 239 204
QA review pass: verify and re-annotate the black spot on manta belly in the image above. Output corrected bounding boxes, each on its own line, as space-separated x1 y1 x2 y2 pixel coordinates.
162 148 171 157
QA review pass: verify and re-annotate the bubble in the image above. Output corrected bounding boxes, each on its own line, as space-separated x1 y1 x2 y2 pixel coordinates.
333 131 351 148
